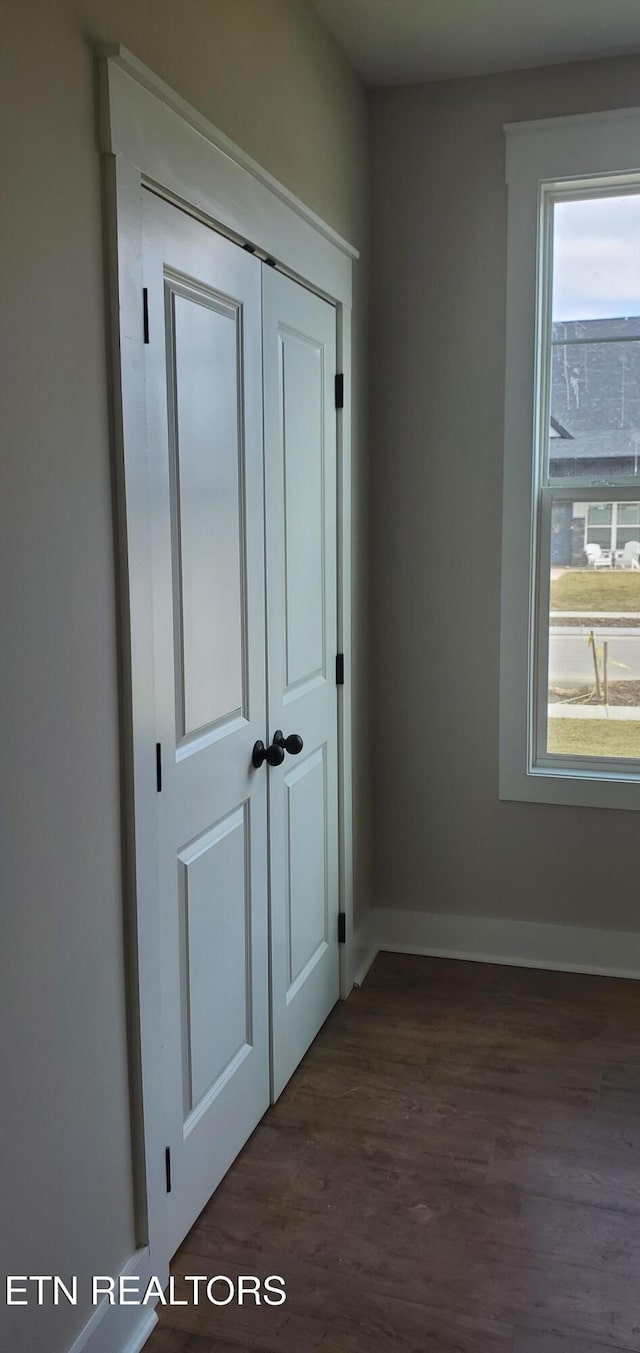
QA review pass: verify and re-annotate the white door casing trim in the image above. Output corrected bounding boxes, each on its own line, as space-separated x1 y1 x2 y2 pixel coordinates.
100 46 356 301
99 43 357 1344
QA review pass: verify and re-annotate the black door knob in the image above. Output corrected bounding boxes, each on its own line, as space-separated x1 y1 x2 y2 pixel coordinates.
273 730 304 756
252 739 286 769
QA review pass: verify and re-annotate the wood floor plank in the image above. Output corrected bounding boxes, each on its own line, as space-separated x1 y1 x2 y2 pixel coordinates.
143 953 640 1353
174 1223 640 1348
490 1136 640 1214
164 1250 514 1352
186 1133 640 1281
146 1330 261 1353
512 1331 638 1353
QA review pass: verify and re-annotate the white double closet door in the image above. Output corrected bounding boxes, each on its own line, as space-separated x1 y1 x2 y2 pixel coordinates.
142 191 340 1254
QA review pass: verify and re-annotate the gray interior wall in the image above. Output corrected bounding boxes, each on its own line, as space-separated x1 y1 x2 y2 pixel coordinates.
0 4 368 1351
370 55 640 930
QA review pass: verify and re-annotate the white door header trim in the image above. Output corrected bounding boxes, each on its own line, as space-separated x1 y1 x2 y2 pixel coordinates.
99 45 357 303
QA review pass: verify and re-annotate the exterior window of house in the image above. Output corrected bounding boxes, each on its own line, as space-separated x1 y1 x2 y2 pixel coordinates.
500 108 640 810
585 503 614 552
583 501 640 553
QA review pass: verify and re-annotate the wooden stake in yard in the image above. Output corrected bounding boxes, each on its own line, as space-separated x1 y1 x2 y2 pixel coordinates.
589 629 602 702
603 639 609 706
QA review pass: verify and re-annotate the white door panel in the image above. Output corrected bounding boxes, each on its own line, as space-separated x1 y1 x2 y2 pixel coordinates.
171 291 245 738
285 747 329 986
178 807 250 1113
143 191 269 1255
262 268 340 1100
280 330 326 687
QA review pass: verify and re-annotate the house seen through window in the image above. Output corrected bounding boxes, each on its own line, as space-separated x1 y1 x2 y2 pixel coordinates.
544 192 640 763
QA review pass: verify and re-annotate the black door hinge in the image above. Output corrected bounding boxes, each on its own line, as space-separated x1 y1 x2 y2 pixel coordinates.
335 374 344 409
143 288 150 344
338 912 346 944
156 742 162 793
335 653 344 686
165 1147 172 1194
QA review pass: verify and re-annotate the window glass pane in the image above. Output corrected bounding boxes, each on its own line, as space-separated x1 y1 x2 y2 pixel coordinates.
585 527 611 549
546 499 640 761
617 529 640 550
587 505 613 526
618 503 640 525
548 194 640 483
552 195 640 323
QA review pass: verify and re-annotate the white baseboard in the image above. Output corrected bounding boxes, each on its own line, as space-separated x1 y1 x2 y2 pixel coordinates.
351 908 378 987
374 907 640 980
67 1247 160 1353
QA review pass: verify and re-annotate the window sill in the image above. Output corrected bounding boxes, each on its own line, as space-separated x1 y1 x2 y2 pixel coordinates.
500 757 640 811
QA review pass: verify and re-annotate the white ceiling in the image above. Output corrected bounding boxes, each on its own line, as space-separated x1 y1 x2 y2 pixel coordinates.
311 0 640 87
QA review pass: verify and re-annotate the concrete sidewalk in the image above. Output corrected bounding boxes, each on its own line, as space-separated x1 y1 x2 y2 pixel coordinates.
551 610 640 619
549 631 640 681
548 705 640 720
550 625 640 636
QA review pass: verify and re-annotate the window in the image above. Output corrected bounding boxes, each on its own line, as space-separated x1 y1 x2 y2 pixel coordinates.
500 107 640 810
582 501 640 554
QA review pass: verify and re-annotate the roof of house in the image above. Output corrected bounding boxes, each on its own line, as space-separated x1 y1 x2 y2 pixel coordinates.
550 317 640 464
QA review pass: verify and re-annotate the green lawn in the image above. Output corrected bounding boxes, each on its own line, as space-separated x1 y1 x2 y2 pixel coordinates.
548 719 640 758
550 571 640 613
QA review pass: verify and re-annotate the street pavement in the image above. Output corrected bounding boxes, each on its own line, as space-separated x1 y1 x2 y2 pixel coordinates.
549 630 640 683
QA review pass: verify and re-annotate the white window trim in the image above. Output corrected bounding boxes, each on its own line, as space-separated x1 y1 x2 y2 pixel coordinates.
500 105 640 811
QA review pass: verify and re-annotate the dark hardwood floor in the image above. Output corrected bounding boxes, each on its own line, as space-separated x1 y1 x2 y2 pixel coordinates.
145 952 640 1352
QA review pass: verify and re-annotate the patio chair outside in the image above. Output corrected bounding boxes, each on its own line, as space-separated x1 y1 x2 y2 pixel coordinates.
614 540 640 570
584 543 613 569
